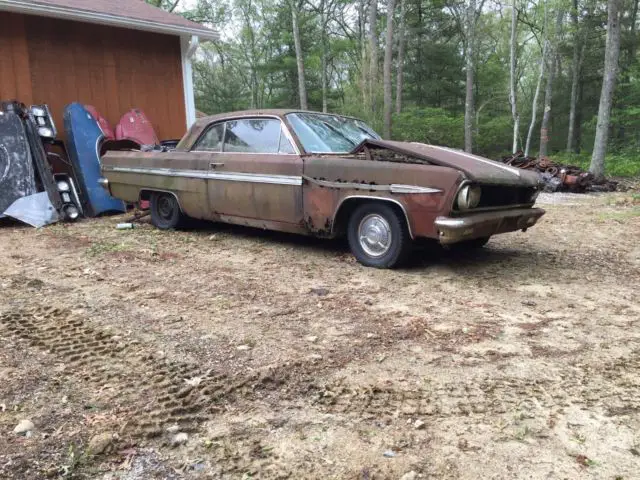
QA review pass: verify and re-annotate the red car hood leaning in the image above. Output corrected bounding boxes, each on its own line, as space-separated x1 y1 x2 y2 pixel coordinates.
352 139 541 187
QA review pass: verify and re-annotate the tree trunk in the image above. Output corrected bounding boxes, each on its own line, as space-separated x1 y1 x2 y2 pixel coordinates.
290 1 308 110
524 0 548 158
590 0 622 180
509 0 519 153
566 0 581 152
539 10 562 158
575 76 584 151
566 0 581 153
359 0 368 107
524 40 547 157
539 55 557 157
395 0 406 114
566 41 585 152
464 0 476 153
383 0 396 139
321 0 328 112
630 0 638 63
368 0 378 115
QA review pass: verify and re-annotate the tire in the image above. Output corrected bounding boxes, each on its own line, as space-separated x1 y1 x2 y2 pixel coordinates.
347 202 412 268
446 236 490 251
150 192 184 230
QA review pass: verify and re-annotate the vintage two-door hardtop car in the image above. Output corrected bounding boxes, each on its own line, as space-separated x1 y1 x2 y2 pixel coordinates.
100 109 545 268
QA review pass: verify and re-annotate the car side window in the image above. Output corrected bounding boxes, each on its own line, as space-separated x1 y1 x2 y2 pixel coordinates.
193 123 224 151
223 118 295 154
278 129 296 154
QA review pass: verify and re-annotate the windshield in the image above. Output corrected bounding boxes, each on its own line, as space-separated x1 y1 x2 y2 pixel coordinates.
286 113 380 153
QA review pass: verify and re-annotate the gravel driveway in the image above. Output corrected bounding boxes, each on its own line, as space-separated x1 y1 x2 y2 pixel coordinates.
1 192 639 479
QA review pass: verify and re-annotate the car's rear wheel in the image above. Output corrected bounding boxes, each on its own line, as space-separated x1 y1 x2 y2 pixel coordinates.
347 202 412 268
150 192 183 229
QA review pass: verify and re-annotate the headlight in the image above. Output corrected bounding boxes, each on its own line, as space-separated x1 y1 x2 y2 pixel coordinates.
38 127 54 138
57 180 70 192
30 106 46 117
457 185 481 210
63 204 80 221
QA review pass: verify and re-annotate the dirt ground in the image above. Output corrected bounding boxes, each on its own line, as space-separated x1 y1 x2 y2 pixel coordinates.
1 192 639 479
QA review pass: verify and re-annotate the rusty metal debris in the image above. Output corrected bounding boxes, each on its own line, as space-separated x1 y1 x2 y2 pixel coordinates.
500 151 618 193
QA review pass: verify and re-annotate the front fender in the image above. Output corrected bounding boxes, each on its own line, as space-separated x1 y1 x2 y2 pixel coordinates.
302 156 463 238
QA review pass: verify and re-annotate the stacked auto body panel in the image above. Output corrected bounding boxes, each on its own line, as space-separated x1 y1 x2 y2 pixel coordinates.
500 152 619 193
0 102 64 227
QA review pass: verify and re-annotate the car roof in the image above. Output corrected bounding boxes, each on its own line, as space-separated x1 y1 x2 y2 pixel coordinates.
193 109 363 129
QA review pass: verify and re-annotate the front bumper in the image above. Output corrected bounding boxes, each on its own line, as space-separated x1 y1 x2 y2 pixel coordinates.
435 207 545 244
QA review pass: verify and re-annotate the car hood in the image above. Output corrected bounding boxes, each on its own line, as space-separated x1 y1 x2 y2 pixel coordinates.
352 139 540 187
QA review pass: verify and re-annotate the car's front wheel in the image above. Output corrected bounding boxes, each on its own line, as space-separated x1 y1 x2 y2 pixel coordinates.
150 192 184 229
347 202 412 268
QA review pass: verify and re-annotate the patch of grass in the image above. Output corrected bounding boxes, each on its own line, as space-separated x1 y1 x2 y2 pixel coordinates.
514 426 531 442
597 208 640 222
570 433 587 445
551 151 640 177
59 442 90 479
86 241 131 257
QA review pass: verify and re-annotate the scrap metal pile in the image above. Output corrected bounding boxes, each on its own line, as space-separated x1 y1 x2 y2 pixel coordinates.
500 152 618 193
1 99 176 228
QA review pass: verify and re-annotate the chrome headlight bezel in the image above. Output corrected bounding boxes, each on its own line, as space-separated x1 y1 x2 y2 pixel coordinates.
457 184 482 210
29 104 57 139
529 189 540 204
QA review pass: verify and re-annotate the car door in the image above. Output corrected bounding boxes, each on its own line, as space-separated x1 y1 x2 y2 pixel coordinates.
197 117 303 225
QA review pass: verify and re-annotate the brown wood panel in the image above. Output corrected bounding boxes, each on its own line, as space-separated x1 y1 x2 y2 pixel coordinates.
0 12 33 103
17 14 186 141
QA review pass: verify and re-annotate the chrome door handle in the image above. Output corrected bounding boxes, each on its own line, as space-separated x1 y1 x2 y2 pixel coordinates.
210 162 224 168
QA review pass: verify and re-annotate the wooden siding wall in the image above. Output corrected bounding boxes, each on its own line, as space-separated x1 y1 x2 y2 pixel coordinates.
0 12 186 141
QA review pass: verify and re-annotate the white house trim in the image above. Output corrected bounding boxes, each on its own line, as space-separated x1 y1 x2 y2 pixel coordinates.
181 35 198 129
0 0 218 40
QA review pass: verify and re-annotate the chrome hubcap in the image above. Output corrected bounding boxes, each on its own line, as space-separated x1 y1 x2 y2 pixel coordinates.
358 214 392 257
157 196 173 219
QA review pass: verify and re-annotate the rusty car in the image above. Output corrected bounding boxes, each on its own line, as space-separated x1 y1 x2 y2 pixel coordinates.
100 109 545 268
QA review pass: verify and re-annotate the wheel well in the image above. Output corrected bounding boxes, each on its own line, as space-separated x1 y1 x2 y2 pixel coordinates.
139 189 183 212
333 197 412 238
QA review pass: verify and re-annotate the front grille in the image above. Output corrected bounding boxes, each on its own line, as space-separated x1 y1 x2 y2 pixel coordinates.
477 185 535 208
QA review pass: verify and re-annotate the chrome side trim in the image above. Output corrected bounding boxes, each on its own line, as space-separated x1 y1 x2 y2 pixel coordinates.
303 176 441 195
97 177 109 191
103 165 303 186
389 184 442 194
304 176 388 191
211 171 302 185
332 195 414 239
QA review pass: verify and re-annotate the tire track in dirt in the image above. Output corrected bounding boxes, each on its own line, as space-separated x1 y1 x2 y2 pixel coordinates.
0 306 302 477
3 304 638 478
0 307 290 439
5 304 638 430
309 351 640 420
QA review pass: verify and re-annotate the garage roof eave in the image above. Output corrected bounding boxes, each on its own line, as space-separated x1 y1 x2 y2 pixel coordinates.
0 0 219 41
